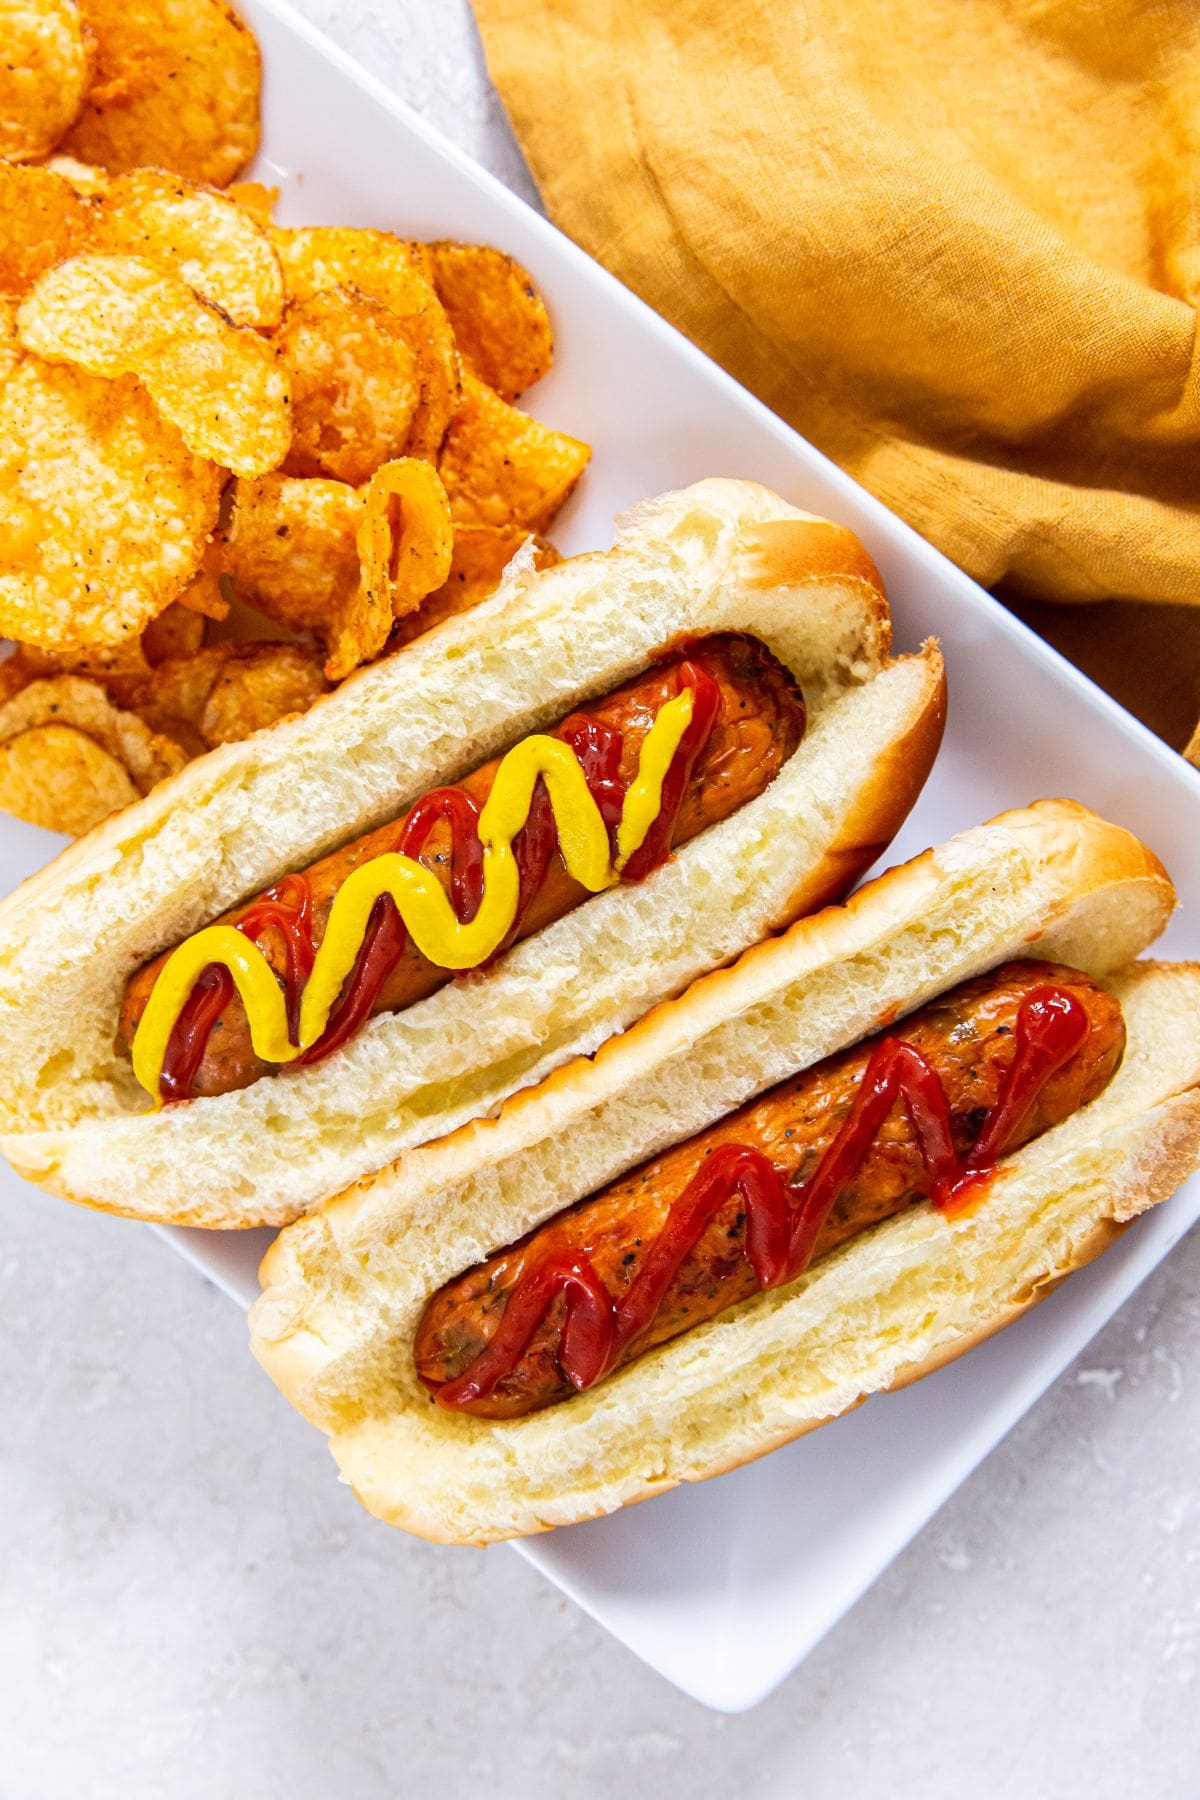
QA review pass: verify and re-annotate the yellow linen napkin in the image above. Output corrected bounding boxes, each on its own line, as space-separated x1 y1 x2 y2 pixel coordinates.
473 0 1200 750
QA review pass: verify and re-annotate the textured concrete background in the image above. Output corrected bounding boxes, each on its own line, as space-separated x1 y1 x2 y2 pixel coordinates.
2 2 1198 1792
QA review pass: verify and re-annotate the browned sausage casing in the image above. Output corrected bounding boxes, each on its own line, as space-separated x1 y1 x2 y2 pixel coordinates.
116 634 805 1097
414 961 1125 1417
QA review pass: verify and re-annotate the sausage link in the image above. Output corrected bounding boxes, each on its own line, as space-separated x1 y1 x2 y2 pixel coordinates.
414 960 1125 1417
117 634 805 1097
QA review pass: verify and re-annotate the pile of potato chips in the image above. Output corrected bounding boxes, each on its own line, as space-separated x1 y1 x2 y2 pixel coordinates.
0 0 588 836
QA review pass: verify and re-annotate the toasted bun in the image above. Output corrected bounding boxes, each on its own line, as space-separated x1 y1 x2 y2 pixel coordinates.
0 479 944 1227
249 803 1194 1544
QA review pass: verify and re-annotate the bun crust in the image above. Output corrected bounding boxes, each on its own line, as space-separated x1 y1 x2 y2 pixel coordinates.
249 804 1196 1544
0 480 944 1227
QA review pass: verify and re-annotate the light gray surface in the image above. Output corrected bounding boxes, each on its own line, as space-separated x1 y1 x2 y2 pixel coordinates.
2 0 1199 1790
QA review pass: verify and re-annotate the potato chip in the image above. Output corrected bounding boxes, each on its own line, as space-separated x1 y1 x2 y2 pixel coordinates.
7 636 151 690
0 163 91 297
438 370 591 532
0 0 92 163
0 672 186 781
1 601 200 713
19 252 291 475
0 673 188 833
62 0 261 186
130 641 328 751
427 241 553 402
141 599 205 664
96 170 284 327
281 288 423 486
321 571 391 684
273 225 427 307
323 460 453 683
221 470 394 682
274 227 461 458
0 726 139 834
176 541 230 621
124 648 220 752
198 643 329 746
228 180 277 226
390 527 560 649
41 153 110 198
0 298 22 387
0 651 33 705
220 473 360 634
357 457 453 621
0 358 222 650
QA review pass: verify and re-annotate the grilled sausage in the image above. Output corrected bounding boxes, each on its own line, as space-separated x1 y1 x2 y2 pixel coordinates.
415 960 1125 1417
117 633 805 1097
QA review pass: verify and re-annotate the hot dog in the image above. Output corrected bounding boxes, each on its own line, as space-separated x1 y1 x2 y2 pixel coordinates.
415 960 1124 1417
0 479 946 1228
117 634 805 1100
251 803 1200 1545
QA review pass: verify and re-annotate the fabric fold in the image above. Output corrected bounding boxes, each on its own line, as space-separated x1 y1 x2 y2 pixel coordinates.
473 0 1200 743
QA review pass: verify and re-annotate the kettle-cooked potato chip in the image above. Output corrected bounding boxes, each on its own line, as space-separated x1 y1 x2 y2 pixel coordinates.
176 541 230 620
40 153 110 198
19 252 291 475
141 599 206 664
2 597 204 698
321 571 391 684
197 643 329 746
427 241 553 403
227 180 277 226
327 459 453 682
0 725 139 835
96 170 284 327
357 457 453 622
0 163 91 297
0 0 92 164
0 359 222 650
0 654 31 707
62 0 261 187
0 672 186 784
273 225 428 308
129 641 329 751
274 227 461 459
0 673 187 834
0 600 205 722
5 636 151 692
0 298 22 387
218 470 399 682
281 287 423 486
220 473 361 634
438 370 590 533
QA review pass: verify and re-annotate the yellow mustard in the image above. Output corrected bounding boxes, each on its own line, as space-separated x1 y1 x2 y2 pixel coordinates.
130 925 301 1100
131 687 696 1102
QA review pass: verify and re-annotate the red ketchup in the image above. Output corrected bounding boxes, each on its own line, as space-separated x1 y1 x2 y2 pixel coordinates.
298 786 486 1065
432 986 1092 1408
155 661 721 1098
158 874 314 1102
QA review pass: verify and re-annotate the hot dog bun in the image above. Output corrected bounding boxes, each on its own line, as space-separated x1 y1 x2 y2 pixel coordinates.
0 479 944 1227
250 802 1199 1544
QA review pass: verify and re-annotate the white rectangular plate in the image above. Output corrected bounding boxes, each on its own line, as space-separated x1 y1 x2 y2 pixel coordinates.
5 0 1199 1714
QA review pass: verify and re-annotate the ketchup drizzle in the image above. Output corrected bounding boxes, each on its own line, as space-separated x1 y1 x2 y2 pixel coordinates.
157 661 721 1098
158 874 314 1099
234 873 315 1042
299 788 485 1065
158 964 236 1104
622 660 722 882
432 985 1092 1408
